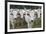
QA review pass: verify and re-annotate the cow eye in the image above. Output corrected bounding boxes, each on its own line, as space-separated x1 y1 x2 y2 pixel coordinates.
40 13 41 15
14 18 17 20
27 14 30 16
17 13 20 15
23 14 25 15
10 13 13 15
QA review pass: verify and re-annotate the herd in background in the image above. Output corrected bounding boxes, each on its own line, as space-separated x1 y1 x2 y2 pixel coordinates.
9 8 41 29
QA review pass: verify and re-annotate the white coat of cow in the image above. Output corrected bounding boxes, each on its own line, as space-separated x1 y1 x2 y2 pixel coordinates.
34 9 41 18
10 9 19 29
19 9 25 18
24 9 35 28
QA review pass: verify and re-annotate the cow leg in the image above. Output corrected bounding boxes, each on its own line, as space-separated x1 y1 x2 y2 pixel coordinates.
29 22 32 28
28 23 29 28
28 22 33 28
11 20 14 29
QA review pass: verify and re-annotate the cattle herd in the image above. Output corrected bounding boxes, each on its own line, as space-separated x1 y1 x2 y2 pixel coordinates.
9 8 41 29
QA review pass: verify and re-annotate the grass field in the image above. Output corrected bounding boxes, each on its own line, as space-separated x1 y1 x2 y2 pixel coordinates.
32 18 41 28
10 17 41 29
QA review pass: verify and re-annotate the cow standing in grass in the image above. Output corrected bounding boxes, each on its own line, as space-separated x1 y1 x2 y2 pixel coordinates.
24 9 35 28
10 9 19 29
